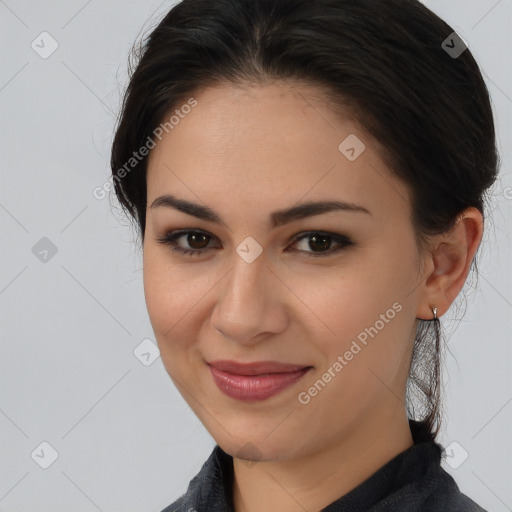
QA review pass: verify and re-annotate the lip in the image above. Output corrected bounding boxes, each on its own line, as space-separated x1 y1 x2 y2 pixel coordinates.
207 360 312 401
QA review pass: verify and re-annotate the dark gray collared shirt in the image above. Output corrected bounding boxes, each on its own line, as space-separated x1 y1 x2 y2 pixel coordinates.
161 421 487 511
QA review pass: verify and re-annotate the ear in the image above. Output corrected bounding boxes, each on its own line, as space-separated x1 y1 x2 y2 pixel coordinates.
416 207 484 320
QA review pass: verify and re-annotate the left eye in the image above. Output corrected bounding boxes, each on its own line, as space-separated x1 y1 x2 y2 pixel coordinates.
291 232 353 255
156 230 353 257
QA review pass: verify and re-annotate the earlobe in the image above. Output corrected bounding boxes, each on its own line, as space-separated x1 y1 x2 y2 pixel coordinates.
416 207 484 320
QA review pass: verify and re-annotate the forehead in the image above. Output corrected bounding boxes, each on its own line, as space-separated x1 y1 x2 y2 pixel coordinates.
146 82 411 221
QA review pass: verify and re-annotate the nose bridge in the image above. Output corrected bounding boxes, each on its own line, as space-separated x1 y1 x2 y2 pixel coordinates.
221 232 266 294
224 251 267 308
211 249 285 343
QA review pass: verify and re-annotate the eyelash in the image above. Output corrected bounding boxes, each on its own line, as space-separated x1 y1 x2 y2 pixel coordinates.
156 229 353 258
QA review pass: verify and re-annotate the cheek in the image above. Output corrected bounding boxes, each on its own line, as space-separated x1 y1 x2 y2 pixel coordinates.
142 248 204 352
293 271 413 423
293 244 418 378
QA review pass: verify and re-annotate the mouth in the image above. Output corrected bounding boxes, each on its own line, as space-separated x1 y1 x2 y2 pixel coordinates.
207 360 313 401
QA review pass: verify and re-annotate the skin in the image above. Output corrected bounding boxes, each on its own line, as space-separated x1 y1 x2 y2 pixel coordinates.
143 81 483 512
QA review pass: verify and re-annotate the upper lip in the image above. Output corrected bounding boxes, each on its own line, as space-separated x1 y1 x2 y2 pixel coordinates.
207 360 311 375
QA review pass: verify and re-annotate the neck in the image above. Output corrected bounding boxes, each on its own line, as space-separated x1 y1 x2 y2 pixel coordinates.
232 404 414 512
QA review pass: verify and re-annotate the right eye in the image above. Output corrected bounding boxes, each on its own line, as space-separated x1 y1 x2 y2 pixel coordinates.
156 229 221 256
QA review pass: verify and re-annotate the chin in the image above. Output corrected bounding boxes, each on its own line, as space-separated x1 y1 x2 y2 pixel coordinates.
216 430 305 463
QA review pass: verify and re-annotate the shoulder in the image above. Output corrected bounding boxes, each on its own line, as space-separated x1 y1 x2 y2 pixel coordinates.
401 421 488 511
373 462 488 512
418 465 487 512
159 445 233 512
160 494 186 512
369 424 488 512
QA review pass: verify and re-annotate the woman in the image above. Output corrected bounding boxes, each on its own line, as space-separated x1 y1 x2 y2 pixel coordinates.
110 0 498 510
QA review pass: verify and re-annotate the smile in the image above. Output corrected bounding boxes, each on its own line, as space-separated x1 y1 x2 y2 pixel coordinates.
207 360 313 401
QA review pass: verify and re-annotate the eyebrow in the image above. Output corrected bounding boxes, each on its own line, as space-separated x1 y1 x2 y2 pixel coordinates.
150 194 371 228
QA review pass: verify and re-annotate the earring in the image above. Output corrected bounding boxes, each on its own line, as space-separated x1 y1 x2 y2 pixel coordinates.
432 307 438 321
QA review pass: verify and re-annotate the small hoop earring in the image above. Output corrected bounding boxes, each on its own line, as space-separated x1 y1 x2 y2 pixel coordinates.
432 307 438 321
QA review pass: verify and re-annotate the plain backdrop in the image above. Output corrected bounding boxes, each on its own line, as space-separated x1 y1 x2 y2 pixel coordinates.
1 1 511 511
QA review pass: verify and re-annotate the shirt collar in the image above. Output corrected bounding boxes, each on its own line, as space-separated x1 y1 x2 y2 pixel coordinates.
174 420 443 512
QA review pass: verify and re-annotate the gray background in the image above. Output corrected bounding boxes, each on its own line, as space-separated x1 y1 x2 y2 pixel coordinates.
1 0 511 511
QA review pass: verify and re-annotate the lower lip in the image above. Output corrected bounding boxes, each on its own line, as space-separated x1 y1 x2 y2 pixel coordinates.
208 365 311 401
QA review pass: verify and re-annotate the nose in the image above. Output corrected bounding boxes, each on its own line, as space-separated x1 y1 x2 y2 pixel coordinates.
210 255 288 346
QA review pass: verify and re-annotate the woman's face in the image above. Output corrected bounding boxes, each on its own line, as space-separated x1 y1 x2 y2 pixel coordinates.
143 82 427 461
